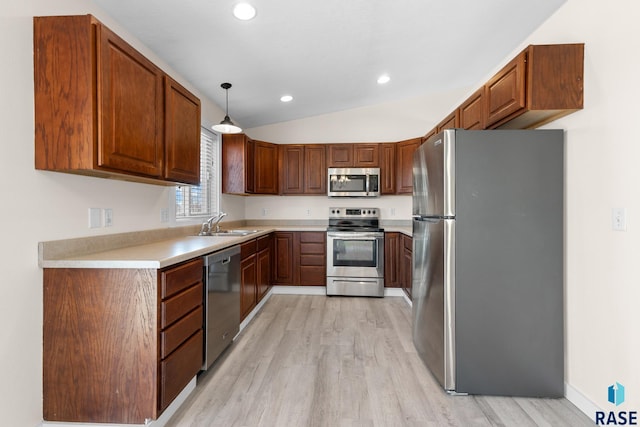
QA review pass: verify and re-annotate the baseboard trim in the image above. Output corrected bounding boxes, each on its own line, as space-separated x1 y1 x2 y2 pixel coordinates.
565 382 600 421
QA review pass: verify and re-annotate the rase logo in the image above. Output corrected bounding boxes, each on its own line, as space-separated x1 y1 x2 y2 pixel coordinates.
596 382 637 425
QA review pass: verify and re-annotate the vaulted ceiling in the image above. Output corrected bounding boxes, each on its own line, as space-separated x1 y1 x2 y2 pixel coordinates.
92 0 566 129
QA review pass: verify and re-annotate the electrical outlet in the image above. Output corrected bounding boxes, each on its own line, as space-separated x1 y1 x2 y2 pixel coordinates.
390 208 396 216
306 208 311 216
612 208 627 231
104 208 113 227
88 208 102 228
261 208 268 217
160 208 169 223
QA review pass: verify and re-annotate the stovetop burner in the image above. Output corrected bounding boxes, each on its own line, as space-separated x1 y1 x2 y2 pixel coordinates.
327 207 383 232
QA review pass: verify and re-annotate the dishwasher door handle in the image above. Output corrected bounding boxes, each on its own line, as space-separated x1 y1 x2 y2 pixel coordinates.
221 257 231 264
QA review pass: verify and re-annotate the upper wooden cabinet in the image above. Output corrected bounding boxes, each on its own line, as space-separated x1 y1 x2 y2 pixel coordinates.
280 144 326 195
328 144 380 167
164 76 202 184
485 44 584 129
222 134 278 195
380 143 396 194
396 138 421 194
459 88 485 130
34 15 201 186
436 110 460 133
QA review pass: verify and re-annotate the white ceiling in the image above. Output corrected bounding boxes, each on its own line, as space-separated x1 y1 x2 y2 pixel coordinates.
92 0 566 129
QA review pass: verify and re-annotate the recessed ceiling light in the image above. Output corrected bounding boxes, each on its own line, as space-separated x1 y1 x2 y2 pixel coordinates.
377 74 391 84
280 95 293 103
233 3 256 20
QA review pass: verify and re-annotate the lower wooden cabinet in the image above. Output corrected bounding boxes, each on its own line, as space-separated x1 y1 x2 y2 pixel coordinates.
401 234 413 299
273 231 326 286
384 232 402 288
43 258 204 424
240 234 274 320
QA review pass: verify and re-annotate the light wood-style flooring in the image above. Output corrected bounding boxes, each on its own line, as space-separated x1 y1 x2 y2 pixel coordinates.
166 295 593 427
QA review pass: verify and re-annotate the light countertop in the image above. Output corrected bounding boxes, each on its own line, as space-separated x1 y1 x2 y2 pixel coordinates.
39 224 411 270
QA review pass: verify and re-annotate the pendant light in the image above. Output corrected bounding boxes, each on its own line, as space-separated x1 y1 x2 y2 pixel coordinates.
212 82 242 134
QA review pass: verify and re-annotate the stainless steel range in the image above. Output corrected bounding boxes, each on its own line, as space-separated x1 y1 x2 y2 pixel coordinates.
326 207 384 297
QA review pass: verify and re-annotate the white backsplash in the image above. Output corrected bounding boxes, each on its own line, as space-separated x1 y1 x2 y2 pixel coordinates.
244 195 412 221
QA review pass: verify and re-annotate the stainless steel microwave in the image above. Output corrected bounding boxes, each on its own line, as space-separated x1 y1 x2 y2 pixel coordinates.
327 168 380 197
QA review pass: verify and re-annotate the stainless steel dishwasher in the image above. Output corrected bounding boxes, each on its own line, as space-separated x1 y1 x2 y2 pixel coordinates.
202 245 241 370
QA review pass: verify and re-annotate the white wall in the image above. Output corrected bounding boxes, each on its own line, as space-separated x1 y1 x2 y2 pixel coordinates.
0 2 231 426
526 0 640 413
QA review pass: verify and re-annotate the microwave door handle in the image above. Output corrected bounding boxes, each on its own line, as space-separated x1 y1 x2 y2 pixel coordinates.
365 173 370 195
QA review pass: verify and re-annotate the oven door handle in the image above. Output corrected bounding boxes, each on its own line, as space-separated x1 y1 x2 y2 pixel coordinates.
327 232 383 239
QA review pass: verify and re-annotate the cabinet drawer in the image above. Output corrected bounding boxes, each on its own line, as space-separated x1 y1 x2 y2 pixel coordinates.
300 253 325 267
299 266 326 286
299 232 326 244
257 234 270 251
161 258 203 299
160 306 202 359
160 329 203 412
241 239 257 259
161 284 202 329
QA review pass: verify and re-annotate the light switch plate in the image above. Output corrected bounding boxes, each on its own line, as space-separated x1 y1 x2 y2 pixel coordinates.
612 208 627 231
104 208 113 227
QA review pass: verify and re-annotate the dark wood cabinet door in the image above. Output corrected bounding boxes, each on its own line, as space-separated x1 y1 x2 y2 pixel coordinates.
240 253 257 320
485 51 527 128
459 88 485 130
164 76 201 184
281 145 305 194
327 144 353 167
353 144 380 167
304 145 327 194
380 143 396 194
384 233 401 288
396 138 421 194
222 134 248 194
273 232 295 285
97 24 164 177
436 110 460 133
254 140 279 194
401 234 413 298
257 235 272 302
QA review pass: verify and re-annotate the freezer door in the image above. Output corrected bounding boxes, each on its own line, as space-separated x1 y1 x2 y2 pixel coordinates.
412 217 456 391
412 130 455 218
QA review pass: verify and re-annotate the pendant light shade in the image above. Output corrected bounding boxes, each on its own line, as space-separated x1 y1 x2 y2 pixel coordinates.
212 82 242 134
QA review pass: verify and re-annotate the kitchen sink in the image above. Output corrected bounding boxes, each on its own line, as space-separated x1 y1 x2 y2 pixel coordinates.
198 229 260 237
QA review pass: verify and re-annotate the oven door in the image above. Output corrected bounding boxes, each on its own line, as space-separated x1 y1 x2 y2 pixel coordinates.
326 231 384 278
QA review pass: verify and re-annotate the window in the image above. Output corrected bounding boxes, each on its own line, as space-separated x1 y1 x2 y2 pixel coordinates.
175 127 219 218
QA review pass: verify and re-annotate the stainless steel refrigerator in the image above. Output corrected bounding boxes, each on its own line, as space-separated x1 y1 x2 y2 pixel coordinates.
412 129 564 397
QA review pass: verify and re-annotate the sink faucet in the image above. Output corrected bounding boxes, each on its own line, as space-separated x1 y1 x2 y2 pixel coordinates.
199 212 227 235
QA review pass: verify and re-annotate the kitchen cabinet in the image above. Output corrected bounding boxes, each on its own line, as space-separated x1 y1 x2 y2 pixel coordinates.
436 110 460 133
280 144 327 195
273 232 295 285
34 15 201 186
298 232 326 286
273 231 326 286
43 258 204 424
396 138 422 194
328 144 379 167
485 43 584 129
256 234 273 303
240 239 258 320
380 143 396 194
222 134 279 195
401 234 413 298
384 232 401 288
459 88 485 130
327 144 353 167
